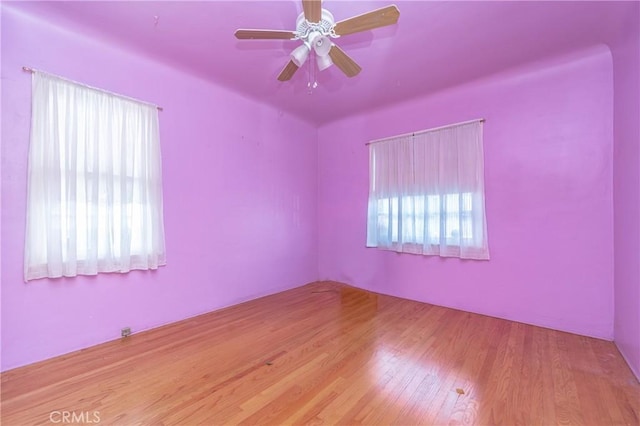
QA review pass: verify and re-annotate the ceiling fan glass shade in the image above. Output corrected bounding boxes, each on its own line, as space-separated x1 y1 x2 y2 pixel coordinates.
290 44 311 67
317 53 333 71
310 32 331 57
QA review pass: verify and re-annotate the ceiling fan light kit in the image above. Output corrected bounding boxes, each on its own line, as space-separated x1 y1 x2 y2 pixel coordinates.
290 44 310 67
235 1 400 82
317 53 333 71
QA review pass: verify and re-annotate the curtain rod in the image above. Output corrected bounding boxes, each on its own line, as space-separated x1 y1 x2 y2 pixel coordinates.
366 118 485 146
22 66 163 112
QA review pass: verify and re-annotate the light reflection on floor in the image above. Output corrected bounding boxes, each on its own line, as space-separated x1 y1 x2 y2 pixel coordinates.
333 284 483 424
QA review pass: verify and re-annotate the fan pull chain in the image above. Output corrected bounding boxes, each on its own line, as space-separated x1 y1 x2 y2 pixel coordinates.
307 52 318 93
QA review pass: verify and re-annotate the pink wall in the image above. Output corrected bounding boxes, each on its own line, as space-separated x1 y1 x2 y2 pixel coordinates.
612 5 640 380
1 6 318 371
318 46 615 339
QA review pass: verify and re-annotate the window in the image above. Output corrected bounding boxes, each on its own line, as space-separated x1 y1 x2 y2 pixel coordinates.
366 120 489 259
375 193 475 245
24 71 166 281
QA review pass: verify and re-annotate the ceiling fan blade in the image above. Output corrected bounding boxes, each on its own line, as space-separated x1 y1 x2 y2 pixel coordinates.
328 45 361 78
235 29 297 40
302 0 322 23
277 60 300 81
333 5 400 36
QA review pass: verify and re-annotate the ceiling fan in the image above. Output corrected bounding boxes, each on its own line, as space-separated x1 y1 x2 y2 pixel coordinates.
234 0 400 81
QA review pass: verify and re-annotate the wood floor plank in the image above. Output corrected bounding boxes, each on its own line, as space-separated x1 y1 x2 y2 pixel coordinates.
2 281 638 425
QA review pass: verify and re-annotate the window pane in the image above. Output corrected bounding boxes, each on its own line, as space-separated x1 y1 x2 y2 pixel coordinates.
377 198 389 238
414 195 425 244
427 195 440 243
444 194 460 241
401 196 414 243
391 197 399 242
461 192 473 240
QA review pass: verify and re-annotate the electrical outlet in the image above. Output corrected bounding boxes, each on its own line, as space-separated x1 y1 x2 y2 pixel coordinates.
121 327 132 338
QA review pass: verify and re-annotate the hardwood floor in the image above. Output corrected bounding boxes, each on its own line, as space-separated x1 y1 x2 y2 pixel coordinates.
2 281 639 425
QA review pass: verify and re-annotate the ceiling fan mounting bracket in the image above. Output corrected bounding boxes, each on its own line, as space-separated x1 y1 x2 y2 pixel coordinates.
295 9 338 43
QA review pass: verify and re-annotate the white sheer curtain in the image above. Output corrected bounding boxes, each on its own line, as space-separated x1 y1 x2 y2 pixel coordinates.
24 71 166 281
366 120 489 260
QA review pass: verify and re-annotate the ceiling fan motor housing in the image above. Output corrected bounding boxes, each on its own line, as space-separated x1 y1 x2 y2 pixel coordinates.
295 9 337 43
